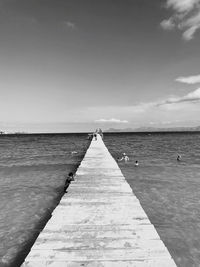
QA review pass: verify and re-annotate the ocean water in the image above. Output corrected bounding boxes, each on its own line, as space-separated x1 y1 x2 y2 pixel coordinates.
104 132 200 267
0 133 90 267
1 132 200 267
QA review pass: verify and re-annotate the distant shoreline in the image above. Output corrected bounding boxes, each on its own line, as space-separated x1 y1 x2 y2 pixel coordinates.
1 130 200 135
105 127 200 133
105 130 200 133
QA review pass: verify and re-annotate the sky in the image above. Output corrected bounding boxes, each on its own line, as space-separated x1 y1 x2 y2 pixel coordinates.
1 0 200 132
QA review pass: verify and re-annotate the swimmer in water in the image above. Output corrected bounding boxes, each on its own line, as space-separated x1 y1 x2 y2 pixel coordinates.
135 160 139 167
177 154 181 161
123 153 129 162
117 157 121 162
64 172 75 193
117 153 129 162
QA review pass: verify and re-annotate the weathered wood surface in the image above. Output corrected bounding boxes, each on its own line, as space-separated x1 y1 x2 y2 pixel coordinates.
22 134 176 267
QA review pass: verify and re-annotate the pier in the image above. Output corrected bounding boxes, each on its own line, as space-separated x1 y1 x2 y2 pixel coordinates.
22 134 177 267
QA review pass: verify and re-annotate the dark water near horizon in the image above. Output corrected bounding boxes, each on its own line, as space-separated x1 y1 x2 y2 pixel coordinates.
0 133 90 266
104 132 200 267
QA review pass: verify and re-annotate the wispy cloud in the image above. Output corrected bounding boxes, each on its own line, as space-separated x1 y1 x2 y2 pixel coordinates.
158 88 200 105
176 74 200 84
95 118 129 123
161 0 200 40
77 88 200 126
63 21 76 30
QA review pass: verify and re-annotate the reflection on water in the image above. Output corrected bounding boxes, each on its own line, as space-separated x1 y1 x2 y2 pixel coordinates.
104 132 200 267
0 134 89 266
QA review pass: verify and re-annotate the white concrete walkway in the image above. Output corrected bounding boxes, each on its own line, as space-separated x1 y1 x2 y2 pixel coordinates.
22 134 177 267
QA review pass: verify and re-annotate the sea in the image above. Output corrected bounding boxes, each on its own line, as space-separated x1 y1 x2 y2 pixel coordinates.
104 132 200 267
0 133 90 266
0 132 200 267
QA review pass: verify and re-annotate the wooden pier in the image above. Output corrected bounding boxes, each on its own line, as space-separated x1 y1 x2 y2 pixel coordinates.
22 134 177 267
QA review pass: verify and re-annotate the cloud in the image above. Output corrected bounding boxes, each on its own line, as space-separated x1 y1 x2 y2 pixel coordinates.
161 0 200 40
78 89 200 126
158 88 200 105
161 120 174 124
63 21 76 30
160 18 176 30
176 74 200 84
166 0 199 12
95 118 129 123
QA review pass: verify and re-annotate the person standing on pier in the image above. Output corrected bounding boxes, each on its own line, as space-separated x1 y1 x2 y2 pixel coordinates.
93 128 103 140
97 128 103 139
93 133 97 140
